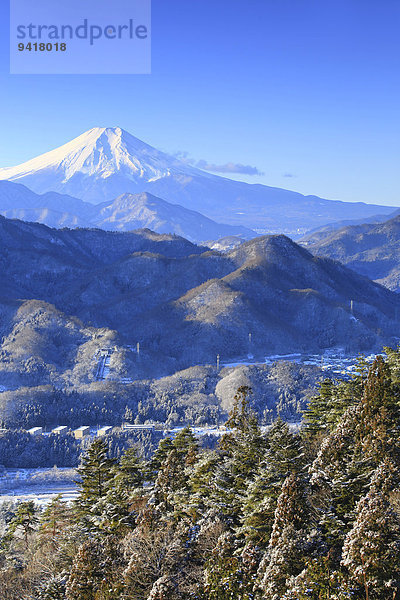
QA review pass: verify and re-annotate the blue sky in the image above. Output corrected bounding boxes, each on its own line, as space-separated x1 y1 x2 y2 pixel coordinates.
0 0 399 206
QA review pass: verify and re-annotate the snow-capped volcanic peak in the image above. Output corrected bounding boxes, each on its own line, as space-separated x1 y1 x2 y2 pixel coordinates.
0 127 198 200
49 126 176 180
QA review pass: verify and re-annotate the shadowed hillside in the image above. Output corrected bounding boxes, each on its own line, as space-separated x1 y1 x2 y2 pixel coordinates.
301 214 400 291
0 216 399 388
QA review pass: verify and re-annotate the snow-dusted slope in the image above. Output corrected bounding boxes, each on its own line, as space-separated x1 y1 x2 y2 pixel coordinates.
0 127 204 202
0 180 97 228
0 127 395 233
95 192 255 240
0 181 255 242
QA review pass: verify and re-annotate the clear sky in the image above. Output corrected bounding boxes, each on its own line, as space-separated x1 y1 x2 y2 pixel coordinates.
0 0 399 206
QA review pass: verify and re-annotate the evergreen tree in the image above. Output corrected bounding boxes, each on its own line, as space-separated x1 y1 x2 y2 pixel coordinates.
39 494 71 551
341 460 400 599
114 446 144 493
186 450 221 522
65 541 101 600
7 501 38 550
209 386 266 527
303 379 337 435
202 532 257 600
356 355 400 466
153 447 186 514
66 536 123 600
171 427 199 461
95 446 146 533
309 406 370 558
283 555 346 600
242 418 304 547
37 573 67 600
151 430 199 517
123 511 189 600
304 356 370 438
145 437 174 483
75 439 116 527
258 473 313 600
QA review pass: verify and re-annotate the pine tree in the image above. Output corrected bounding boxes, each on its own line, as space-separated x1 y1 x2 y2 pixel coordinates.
37 573 67 600
65 541 101 600
146 437 174 483
7 500 38 550
39 494 71 551
283 556 346 600
172 427 199 461
356 355 400 467
66 536 124 600
258 473 313 600
75 439 116 527
153 447 186 513
242 418 304 547
309 405 370 557
303 379 337 435
341 460 400 599
202 532 256 600
123 511 188 599
114 446 144 492
384 344 400 382
209 386 266 527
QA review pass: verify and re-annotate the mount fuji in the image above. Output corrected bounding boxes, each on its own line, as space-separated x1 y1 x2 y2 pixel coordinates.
0 126 395 234
0 127 203 202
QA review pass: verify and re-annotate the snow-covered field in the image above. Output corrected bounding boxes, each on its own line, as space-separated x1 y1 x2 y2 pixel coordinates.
0 468 78 506
222 350 382 376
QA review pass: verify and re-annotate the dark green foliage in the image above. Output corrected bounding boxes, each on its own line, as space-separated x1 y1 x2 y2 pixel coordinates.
242 418 304 546
75 439 116 526
113 447 144 492
6 501 38 550
341 461 400 598
206 386 266 527
151 428 199 516
0 428 164 468
202 533 258 600
356 355 400 465
2 360 400 600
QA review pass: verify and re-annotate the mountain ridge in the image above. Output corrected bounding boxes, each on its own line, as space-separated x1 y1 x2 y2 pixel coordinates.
0 214 398 389
301 214 400 291
0 181 256 242
0 127 395 234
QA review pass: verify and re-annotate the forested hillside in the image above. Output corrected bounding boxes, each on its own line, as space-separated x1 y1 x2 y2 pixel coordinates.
1 350 399 599
0 214 399 390
301 214 400 291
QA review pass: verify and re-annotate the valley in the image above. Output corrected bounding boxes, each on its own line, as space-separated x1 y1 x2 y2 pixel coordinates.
0 126 399 485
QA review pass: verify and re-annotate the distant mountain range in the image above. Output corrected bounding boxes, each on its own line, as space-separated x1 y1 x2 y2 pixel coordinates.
301 214 400 292
0 215 399 389
0 181 255 243
300 208 400 243
0 127 395 234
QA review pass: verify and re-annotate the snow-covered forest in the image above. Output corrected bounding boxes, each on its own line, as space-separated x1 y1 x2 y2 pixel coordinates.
1 350 400 599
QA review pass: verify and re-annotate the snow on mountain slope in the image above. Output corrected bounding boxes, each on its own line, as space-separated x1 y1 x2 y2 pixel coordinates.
95 192 255 240
0 180 97 227
0 181 256 242
0 127 204 200
0 127 396 233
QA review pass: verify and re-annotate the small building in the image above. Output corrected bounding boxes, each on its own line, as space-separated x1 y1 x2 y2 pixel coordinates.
52 426 68 436
27 427 43 436
122 423 155 431
97 426 112 437
74 426 90 439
